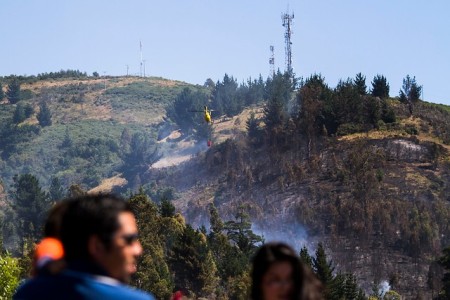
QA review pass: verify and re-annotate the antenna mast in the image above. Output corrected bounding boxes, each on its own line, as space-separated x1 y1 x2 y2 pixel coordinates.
269 45 275 77
281 9 294 74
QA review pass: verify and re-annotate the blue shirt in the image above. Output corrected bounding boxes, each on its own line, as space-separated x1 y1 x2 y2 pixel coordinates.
14 266 155 300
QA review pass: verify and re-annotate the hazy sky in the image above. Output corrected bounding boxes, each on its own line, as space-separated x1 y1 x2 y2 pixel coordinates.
1 1 449 105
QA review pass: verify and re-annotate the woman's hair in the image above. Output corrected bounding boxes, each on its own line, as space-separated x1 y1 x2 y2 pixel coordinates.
250 242 304 300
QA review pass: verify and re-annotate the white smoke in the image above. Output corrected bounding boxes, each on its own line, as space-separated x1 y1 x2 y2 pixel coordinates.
379 280 391 297
251 221 312 253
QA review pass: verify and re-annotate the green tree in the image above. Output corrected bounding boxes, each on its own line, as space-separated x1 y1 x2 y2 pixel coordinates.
371 75 390 98
299 246 313 269
399 75 422 103
224 204 264 257
6 78 21 104
0 252 22 299
264 71 293 133
23 103 34 118
129 192 174 299
296 74 329 154
246 112 262 146
49 177 65 201
12 174 50 248
342 273 366 300
399 75 422 115
168 88 208 136
169 224 219 298
208 204 248 290
37 101 52 126
312 243 335 294
13 104 26 124
119 128 131 155
212 74 240 117
121 132 161 190
355 72 367 95
11 102 34 124
159 198 175 218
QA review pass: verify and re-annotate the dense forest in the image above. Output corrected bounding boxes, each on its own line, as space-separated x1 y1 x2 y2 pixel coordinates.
1 69 450 299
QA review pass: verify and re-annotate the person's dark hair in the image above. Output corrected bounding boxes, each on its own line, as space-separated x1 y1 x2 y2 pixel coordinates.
44 200 69 238
251 242 304 300
60 194 132 261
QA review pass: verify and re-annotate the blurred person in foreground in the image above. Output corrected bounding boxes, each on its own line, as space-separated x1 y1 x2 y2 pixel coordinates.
31 200 68 277
14 194 155 300
250 242 323 300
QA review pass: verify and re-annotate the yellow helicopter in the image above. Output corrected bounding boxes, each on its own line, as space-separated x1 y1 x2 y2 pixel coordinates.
189 106 214 124
189 106 215 147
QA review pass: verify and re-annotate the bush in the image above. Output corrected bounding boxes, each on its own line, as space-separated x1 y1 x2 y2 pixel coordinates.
336 123 363 136
404 125 418 135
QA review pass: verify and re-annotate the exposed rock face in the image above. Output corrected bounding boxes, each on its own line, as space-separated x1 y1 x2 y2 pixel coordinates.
386 139 429 162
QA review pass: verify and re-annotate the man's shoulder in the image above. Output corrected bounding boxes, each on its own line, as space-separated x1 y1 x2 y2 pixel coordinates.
13 273 82 300
14 271 155 300
86 275 155 300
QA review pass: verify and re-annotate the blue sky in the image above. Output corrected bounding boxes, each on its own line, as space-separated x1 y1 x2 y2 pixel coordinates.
1 1 449 105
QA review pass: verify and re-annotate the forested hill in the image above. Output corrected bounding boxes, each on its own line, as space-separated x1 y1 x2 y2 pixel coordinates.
1 70 450 298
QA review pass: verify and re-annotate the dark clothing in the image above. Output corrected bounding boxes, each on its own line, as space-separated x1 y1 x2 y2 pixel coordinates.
14 262 155 300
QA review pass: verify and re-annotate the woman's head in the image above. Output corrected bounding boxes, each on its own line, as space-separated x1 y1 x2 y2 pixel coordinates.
251 242 304 300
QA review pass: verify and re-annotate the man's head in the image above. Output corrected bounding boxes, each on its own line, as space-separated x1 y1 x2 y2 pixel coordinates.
60 194 142 282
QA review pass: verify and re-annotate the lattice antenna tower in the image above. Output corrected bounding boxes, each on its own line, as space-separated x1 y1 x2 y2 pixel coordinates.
281 9 294 74
269 45 275 77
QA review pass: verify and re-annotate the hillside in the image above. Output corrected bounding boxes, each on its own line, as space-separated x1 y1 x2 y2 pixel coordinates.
144 103 450 298
1 74 450 298
0 75 198 189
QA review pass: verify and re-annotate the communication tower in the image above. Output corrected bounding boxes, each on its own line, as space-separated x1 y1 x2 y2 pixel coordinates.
281 9 294 73
269 45 275 77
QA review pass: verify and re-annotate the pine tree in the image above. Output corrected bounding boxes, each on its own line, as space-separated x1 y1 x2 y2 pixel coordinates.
246 112 261 146
212 74 240 116
6 78 21 104
169 224 219 298
343 273 361 300
119 128 131 154
264 71 292 135
49 177 65 201
299 246 313 269
224 204 264 257
37 101 52 126
12 174 50 247
354 72 367 95
399 75 422 103
129 193 174 299
399 75 422 115
208 204 248 288
371 75 390 98
13 104 26 124
159 198 175 218
312 243 335 295
24 103 34 118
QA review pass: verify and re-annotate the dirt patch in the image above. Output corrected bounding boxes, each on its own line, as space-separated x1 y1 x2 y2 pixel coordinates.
213 106 264 143
88 174 127 194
